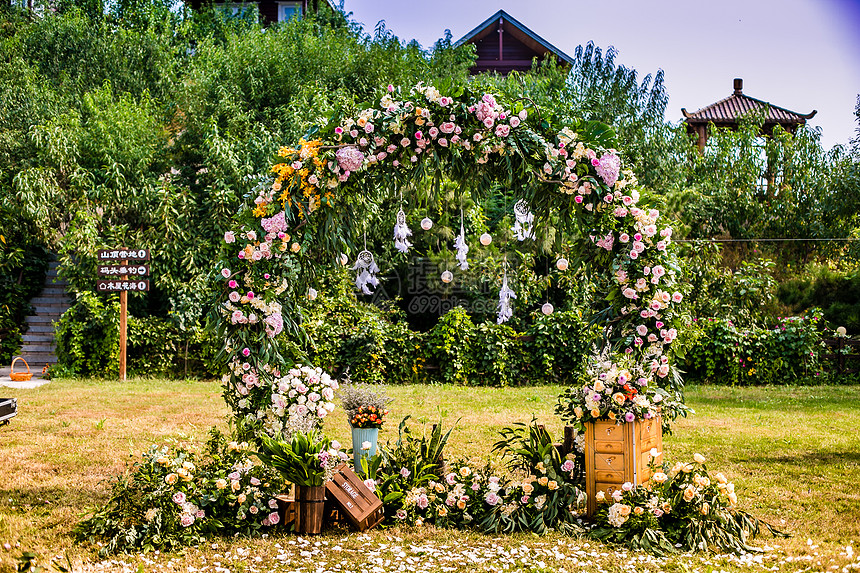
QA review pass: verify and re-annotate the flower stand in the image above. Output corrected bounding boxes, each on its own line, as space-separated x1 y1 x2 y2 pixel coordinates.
294 485 326 534
351 426 378 473
584 417 662 517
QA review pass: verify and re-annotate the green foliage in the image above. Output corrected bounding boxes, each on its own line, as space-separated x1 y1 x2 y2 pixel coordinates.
523 309 596 384
74 428 284 556
0 205 50 363
425 307 476 384
1 4 475 373
256 429 332 487
681 312 826 385
54 292 120 377
777 266 860 333
294 272 425 384
674 117 858 264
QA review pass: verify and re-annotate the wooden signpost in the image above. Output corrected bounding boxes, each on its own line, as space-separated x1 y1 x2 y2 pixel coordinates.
97 249 150 381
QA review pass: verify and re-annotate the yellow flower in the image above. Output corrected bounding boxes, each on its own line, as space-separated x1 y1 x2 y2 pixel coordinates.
522 483 534 494
252 203 268 217
547 480 558 491
238 493 247 504
165 473 177 485
459 467 471 477
633 506 644 515
156 456 170 466
215 479 227 490
538 476 549 487
590 408 600 418
437 506 447 517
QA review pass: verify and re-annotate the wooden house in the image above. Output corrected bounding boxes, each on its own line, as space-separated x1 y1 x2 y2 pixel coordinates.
454 10 574 76
185 0 335 27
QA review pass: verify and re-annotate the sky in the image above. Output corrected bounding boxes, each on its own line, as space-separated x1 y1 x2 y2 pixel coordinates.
341 0 860 150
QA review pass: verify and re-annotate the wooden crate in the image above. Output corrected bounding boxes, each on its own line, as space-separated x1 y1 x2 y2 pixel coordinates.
585 417 662 517
325 463 385 531
0 398 17 425
275 493 297 528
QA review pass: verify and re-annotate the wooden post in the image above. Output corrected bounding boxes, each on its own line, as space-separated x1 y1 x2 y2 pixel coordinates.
119 261 128 382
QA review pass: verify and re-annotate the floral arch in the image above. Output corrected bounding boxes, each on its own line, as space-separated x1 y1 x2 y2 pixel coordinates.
212 81 688 439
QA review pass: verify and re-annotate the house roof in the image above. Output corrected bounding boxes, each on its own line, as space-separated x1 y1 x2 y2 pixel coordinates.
453 9 574 67
682 78 816 126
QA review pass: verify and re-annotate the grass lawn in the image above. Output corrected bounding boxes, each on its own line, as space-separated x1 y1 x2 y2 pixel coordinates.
1 379 858 572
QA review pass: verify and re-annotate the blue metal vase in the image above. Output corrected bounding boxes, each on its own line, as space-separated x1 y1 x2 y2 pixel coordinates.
351 426 379 474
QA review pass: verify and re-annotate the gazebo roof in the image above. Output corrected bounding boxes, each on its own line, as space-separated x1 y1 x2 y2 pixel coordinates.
682 78 816 127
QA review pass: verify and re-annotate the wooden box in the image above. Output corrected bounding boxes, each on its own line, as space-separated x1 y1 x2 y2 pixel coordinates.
325 463 385 531
584 417 662 517
0 398 17 425
275 493 297 527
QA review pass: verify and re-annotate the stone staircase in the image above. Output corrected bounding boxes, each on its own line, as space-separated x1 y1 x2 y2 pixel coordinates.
19 261 71 369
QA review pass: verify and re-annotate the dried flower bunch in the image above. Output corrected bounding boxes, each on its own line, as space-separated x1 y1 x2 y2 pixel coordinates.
338 380 393 429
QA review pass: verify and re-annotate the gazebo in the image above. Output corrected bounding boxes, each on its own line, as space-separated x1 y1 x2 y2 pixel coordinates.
682 78 817 154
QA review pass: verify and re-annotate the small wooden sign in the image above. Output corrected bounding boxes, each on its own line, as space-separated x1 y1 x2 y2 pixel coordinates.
98 264 150 277
96 280 150 292
97 249 150 261
325 463 385 531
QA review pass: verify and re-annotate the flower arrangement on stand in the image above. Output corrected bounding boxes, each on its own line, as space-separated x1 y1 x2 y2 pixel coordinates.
555 346 688 431
338 383 392 472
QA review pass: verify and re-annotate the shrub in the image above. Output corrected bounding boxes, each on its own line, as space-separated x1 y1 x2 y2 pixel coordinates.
55 292 120 377
681 311 826 385
777 267 860 333
425 306 477 385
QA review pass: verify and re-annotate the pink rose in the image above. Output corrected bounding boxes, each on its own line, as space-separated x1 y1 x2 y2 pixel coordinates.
221 268 231 279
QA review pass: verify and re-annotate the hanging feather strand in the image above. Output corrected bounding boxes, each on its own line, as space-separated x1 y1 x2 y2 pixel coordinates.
497 269 516 324
454 216 469 270
352 250 380 295
393 207 413 253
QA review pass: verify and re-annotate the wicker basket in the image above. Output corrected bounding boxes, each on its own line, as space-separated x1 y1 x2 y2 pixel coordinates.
10 357 32 382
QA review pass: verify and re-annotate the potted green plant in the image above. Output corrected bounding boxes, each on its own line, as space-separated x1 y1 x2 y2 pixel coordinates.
256 429 343 534
338 383 392 473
